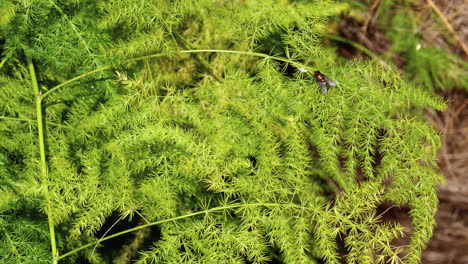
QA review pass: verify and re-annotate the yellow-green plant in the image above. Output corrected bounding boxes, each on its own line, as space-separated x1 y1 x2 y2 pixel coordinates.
0 0 445 263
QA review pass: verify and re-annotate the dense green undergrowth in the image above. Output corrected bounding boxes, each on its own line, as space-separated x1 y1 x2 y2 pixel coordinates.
0 0 445 263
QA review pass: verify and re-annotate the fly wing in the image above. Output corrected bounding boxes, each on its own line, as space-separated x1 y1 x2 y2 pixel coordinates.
317 81 328 95
324 76 337 86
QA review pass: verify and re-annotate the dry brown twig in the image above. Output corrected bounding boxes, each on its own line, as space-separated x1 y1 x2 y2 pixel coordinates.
362 0 382 34
425 0 468 58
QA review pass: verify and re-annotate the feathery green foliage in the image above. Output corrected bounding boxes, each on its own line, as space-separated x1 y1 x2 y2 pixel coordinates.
1 0 445 263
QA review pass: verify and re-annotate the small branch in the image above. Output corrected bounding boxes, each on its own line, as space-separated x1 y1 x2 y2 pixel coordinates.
90 211 130 259
171 31 223 82
179 49 301 67
324 34 387 66
0 116 36 123
425 0 468 58
43 50 308 99
57 202 316 261
0 57 7 69
27 57 58 264
362 0 382 34
0 116 74 130
42 65 113 99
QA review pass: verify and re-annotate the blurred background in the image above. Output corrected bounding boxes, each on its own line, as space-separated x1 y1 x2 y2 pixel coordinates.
328 0 468 262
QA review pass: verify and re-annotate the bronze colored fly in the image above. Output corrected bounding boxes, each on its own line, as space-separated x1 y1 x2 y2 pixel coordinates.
313 70 337 95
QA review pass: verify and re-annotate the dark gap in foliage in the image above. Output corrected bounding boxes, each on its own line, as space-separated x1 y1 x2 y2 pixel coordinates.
256 31 288 59
5 197 44 220
223 174 233 184
0 38 4 54
2 146 25 170
179 242 189 255
354 162 365 183
133 167 156 186
73 255 92 264
108 22 132 43
96 211 161 262
137 224 160 253
95 211 134 249
376 202 410 224
266 244 286 264
281 61 300 79
255 30 300 79
335 232 348 264
0 60 16 78
247 155 257 170
377 202 411 256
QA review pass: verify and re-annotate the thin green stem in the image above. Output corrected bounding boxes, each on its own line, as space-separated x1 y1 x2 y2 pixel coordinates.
0 116 36 123
42 53 168 99
144 60 154 81
180 49 299 66
27 57 58 264
324 34 383 62
0 57 7 69
41 65 112 99
58 202 311 261
134 209 150 224
172 33 222 82
42 50 308 100
0 116 75 130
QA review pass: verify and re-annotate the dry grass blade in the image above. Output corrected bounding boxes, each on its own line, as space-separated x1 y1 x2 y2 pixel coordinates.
425 0 468 59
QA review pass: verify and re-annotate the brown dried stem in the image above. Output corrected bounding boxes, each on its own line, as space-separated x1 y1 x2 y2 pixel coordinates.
362 0 382 34
425 0 468 58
